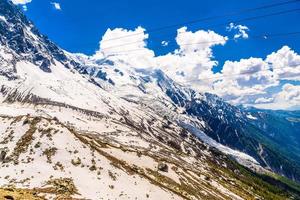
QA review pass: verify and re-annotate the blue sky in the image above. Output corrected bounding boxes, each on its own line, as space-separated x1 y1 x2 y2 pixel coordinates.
11 0 300 109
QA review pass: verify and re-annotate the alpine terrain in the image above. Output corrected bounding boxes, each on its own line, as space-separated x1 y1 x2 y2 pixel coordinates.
0 0 300 199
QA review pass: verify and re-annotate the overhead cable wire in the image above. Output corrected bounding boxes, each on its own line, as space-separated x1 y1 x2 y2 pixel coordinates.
101 8 300 51
101 0 300 43
102 31 300 55
184 64 300 84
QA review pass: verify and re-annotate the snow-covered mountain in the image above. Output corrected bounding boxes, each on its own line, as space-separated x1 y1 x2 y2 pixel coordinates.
1 0 300 199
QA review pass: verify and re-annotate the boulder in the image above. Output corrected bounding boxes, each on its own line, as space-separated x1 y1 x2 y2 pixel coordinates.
0 150 7 162
157 162 168 172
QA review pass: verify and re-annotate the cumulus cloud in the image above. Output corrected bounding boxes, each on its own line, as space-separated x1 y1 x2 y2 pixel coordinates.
51 2 61 10
254 97 274 104
93 26 227 80
277 84 300 102
93 26 155 68
266 46 300 81
210 46 300 108
175 27 227 53
156 27 227 91
255 84 300 110
227 23 249 39
212 57 279 104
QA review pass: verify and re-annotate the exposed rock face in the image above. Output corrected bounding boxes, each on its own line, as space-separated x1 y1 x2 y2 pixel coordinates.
0 150 6 162
71 157 81 166
0 187 43 200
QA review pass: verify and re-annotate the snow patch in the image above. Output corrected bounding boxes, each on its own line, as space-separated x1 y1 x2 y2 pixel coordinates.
0 15 7 23
180 121 261 167
247 114 257 120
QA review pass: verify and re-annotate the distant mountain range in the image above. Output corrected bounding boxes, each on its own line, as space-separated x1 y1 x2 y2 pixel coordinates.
1 0 300 199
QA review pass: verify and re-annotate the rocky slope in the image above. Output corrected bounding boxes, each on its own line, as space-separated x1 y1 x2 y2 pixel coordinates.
1 107 299 199
1 0 300 199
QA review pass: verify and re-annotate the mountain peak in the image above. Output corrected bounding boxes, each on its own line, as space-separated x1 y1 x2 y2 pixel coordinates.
0 0 77 75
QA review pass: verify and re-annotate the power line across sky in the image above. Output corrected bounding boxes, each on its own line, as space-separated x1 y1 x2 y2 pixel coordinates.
57 0 300 85
99 7 300 52
102 31 300 55
100 0 300 44
184 64 300 84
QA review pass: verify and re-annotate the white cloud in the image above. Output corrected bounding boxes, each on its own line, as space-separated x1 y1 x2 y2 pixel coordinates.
266 46 300 81
255 84 300 110
51 2 61 10
209 46 300 108
175 27 227 53
11 0 31 5
93 26 227 76
227 23 249 39
156 27 227 91
93 26 155 68
277 84 300 102
212 57 279 104
254 97 274 104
